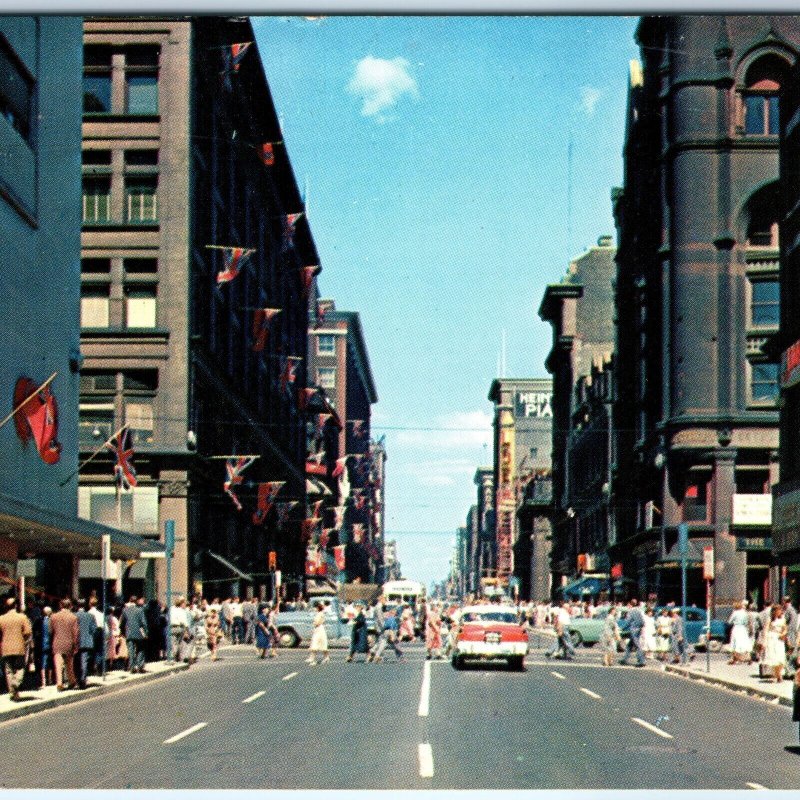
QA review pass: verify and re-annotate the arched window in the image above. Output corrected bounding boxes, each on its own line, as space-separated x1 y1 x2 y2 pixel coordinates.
739 55 789 136
744 183 780 248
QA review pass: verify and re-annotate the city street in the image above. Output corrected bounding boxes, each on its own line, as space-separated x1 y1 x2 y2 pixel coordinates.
0 639 797 790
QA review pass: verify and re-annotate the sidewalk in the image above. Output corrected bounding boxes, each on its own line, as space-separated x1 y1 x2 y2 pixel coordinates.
665 654 796 707
0 659 189 723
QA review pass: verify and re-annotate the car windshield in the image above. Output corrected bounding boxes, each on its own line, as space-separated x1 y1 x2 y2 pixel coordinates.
463 611 517 624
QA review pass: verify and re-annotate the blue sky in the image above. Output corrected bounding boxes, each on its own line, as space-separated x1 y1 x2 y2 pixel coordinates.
252 15 640 589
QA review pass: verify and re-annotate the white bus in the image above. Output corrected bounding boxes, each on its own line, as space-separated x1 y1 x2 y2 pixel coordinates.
382 579 426 607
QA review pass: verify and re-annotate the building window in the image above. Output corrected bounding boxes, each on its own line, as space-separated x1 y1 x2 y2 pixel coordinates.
750 362 779 404
81 258 111 274
317 334 336 355
124 149 158 167
125 46 159 115
318 367 336 389
82 176 111 223
82 150 112 167
745 183 779 249
78 402 114 447
83 46 112 114
124 257 157 274
125 401 154 444
79 485 159 534
125 285 157 328
750 279 779 327
80 285 110 328
125 176 157 223
744 92 779 135
739 55 787 136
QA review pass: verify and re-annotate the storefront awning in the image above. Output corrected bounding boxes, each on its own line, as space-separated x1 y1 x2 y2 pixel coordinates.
0 491 164 561
559 576 609 598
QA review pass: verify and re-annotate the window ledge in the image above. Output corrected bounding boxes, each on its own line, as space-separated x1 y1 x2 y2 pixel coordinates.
82 221 159 231
81 327 169 339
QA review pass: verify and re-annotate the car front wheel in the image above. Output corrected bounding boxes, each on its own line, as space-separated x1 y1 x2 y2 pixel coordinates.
451 654 464 670
508 655 525 671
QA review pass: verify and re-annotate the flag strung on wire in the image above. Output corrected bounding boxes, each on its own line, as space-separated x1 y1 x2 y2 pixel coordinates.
332 456 349 478
299 265 320 300
252 480 286 525
301 517 322 541
352 489 367 511
332 544 346 571
305 450 326 476
316 413 332 435
332 505 346 529
349 419 366 439
275 500 298 530
106 427 137 490
12 376 62 465
258 141 282 167
223 456 257 511
221 41 252 90
310 498 324 518
319 528 334 549
279 356 302 394
315 299 334 327
305 545 326 576
211 246 256 284
282 212 304 252
298 387 317 411
352 523 365 543
252 307 281 352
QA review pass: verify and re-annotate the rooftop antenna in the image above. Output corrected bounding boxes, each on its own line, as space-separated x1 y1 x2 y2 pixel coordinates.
501 329 507 378
304 175 310 217
567 134 574 262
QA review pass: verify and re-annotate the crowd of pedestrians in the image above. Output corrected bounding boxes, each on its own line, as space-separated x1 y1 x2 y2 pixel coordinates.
0 590 287 698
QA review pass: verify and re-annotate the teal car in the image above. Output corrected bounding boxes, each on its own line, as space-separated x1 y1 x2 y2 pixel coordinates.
566 608 628 648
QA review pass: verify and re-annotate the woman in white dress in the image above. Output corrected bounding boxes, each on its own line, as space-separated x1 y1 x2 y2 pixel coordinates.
761 604 788 683
642 606 658 658
655 609 672 661
727 600 753 664
306 602 329 665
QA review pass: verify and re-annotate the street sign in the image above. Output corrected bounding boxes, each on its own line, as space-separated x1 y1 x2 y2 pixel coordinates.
702 545 714 580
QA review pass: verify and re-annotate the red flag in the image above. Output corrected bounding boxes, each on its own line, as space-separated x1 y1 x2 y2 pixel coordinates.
353 490 367 511
13 377 62 465
333 544 346 571
216 246 254 284
221 42 252 90
300 265 319 300
275 501 298 529
252 480 285 525
320 529 333 549
106 427 137 490
332 456 349 478
311 499 324 518
223 456 256 511
252 307 281 352
298 388 316 411
282 212 304 251
306 452 327 476
259 141 281 167
280 357 302 393
316 299 334 327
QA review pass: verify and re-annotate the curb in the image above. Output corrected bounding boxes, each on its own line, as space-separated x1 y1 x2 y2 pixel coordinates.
664 664 794 708
0 661 190 724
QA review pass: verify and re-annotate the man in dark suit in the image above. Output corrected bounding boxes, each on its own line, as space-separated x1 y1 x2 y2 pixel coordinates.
75 599 98 688
121 596 149 673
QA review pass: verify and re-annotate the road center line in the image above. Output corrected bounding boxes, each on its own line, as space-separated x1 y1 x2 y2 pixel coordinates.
746 783 768 790
242 691 265 704
418 742 434 778
163 722 207 744
631 717 673 739
418 659 431 717
579 687 602 700
282 672 298 681
550 671 566 680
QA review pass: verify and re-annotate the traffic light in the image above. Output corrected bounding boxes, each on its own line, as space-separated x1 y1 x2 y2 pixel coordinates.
268 550 276 571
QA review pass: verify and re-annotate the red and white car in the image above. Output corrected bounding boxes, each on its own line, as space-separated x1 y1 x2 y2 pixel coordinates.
451 604 529 670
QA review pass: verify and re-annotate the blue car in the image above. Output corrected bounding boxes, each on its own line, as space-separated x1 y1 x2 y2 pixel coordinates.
654 606 727 651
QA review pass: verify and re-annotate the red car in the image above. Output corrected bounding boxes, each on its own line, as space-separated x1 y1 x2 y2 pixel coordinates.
451 605 529 670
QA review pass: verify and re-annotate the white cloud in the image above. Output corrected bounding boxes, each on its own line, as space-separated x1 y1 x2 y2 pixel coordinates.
347 55 419 120
579 86 602 117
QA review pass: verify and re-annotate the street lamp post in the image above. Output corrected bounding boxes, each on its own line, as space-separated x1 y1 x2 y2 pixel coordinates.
164 520 175 662
678 523 688 661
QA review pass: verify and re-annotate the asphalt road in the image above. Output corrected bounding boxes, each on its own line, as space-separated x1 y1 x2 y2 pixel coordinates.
0 639 797 790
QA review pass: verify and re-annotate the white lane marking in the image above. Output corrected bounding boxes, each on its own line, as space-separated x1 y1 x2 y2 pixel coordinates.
418 659 431 717
550 671 566 680
242 691 265 704
418 742 434 778
579 687 602 700
746 783 768 790
282 672 298 681
631 717 673 740
163 722 207 744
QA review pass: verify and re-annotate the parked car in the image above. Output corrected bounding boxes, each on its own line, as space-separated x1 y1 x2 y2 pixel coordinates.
566 608 629 649
451 604 529 670
657 606 727 651
275 604 378 649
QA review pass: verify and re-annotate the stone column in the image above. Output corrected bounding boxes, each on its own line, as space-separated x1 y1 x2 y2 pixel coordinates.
712 448 745 618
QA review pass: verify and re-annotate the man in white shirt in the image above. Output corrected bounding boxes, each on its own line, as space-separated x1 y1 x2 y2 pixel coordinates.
170 597 192 662
544 600 576 660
